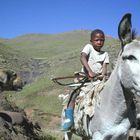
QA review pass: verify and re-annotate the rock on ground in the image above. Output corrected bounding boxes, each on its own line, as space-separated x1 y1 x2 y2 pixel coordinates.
0 94 42 140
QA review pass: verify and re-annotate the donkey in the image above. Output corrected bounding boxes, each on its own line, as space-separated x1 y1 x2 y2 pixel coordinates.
63 13 140 140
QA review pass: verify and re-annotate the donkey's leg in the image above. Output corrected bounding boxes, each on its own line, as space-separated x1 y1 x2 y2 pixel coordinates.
63 132 73 140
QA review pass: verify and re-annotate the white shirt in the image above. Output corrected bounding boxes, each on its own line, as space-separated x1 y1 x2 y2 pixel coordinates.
81 44 109 74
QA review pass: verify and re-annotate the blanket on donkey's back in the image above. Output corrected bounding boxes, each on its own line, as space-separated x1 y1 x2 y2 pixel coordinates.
74 80 105 130
59 80 105 131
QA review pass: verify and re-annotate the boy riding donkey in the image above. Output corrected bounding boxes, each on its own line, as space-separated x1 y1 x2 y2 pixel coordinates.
62 29 110 131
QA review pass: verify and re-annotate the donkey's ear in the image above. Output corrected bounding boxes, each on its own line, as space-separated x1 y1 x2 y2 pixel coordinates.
118 13 132 47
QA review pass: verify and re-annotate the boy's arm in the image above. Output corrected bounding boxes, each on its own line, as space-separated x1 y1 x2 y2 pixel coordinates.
101 52 109 77
97 63 109 81
102 63 108 76
80 52 96 78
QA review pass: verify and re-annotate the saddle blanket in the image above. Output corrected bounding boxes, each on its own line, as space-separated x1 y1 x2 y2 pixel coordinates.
59 80 105 131
73 81 105 130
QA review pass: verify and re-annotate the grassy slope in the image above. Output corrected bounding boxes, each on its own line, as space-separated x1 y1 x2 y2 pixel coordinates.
1 30 122 139
0 42 32 72
4 30 119 73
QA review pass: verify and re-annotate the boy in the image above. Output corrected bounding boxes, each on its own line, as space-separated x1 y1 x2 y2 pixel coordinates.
81 29 109 79
62 29 109 131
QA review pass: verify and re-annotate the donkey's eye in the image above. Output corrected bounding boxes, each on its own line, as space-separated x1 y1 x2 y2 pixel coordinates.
122 55 137 61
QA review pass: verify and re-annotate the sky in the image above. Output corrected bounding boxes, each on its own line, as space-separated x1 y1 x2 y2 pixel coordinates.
0 0 140 38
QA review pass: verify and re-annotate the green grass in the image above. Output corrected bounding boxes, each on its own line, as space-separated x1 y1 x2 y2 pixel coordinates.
41 129 81 140
3 30 119 59
8 74 64 115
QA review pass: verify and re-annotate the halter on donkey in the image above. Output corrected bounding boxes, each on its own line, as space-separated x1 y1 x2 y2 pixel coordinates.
62 13 140 140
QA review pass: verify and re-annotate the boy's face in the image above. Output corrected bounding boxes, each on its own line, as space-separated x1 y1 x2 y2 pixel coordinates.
90 33 105 52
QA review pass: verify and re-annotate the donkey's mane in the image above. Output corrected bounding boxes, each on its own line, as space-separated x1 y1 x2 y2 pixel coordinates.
132 29 137 39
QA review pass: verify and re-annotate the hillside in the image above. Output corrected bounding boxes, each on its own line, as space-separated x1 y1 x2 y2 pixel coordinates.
2 30 119 75
0 30 131 139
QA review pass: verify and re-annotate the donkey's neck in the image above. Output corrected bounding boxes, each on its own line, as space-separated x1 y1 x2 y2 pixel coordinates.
90 68 134 134
95 67 132 123
99 67 133 121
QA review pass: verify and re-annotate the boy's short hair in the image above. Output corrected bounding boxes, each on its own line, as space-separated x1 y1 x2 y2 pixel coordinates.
91 29 105 39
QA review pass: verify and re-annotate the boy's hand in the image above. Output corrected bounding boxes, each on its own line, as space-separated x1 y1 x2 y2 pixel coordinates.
97 74 108 81
97 75 104 80
88 70 96 79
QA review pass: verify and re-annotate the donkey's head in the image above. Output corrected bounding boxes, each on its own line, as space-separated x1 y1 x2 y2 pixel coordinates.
118 13 140 96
